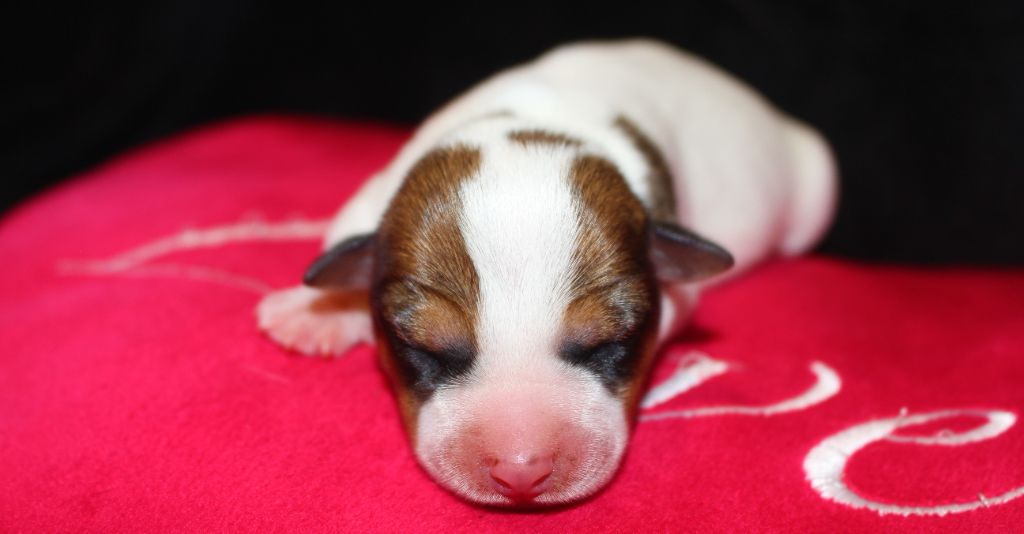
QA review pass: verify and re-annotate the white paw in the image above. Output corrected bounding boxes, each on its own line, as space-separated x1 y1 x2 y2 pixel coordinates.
657 283 698 345
256 285 372 357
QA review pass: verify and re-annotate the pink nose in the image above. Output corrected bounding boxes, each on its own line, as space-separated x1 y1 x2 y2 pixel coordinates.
489 455 554 501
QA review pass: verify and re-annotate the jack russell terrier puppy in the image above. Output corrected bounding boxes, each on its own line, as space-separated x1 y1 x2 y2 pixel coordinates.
257 39 837 507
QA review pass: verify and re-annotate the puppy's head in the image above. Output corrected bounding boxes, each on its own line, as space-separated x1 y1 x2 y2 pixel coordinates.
306 141 731 506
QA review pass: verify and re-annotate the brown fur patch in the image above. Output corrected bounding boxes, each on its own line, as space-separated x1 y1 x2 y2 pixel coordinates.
379 283 473 353
375 146 480 346
614 115 677 221
375 342 422 442
508 129 583 148
619 323 660 425
563 155 653 348
372 146 482 432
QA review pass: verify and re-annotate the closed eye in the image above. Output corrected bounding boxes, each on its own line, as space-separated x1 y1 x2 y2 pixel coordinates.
393 341 475 395
562 341 618 365
560 339 638 390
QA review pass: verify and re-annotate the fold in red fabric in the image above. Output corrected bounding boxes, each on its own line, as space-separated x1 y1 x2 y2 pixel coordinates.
1 117 1021 532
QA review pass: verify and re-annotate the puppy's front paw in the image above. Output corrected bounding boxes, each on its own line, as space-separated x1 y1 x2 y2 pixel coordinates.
256 285 372 357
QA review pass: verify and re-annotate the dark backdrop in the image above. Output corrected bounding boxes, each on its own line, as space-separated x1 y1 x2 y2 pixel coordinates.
5 2 1022 263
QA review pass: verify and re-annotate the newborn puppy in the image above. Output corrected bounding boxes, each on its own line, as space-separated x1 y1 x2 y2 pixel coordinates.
258 39 837 506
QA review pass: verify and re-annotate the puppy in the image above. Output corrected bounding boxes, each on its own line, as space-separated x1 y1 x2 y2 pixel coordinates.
257 39 837 506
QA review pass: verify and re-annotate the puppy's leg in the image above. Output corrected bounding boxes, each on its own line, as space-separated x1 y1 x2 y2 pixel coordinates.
257 285 372 356
656 283 698 345
257 164 396 356
778 119 839 256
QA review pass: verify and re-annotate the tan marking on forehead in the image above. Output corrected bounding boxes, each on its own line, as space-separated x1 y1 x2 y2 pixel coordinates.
374 146 481 417
564 155 654 347
614 115 677 222
561 293 627 346
380 282 473 352
376 146 480 345
508 129 583 148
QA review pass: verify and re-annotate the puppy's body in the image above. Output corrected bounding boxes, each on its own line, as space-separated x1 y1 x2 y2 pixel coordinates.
327 39 834 273
258 39 837 506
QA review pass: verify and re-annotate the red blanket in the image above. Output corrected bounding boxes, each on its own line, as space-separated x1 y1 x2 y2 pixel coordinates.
2 117 1021 532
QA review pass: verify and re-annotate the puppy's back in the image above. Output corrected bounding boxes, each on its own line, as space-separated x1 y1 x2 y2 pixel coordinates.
326 39 837 275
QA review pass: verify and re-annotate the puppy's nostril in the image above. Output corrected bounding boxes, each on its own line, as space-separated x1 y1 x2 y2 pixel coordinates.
489 455 554 501
489 472 514 491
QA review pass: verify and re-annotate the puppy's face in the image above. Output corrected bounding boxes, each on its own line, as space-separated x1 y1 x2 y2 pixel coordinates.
306 142 730 506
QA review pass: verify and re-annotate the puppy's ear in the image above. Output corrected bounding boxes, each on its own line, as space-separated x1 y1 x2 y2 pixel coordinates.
303 234 375 291
649 222 734 282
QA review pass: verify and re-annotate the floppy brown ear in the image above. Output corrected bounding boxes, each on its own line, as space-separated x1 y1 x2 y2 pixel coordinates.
649 222 734 282
303 234 375 291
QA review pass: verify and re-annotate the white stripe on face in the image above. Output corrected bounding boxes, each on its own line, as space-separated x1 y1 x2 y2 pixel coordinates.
459 142 581 372
412 139 630 505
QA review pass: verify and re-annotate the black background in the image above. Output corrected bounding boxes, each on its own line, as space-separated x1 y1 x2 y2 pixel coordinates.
5 2 1022 263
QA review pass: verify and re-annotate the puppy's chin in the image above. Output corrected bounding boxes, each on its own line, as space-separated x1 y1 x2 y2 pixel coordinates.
413 368 630 507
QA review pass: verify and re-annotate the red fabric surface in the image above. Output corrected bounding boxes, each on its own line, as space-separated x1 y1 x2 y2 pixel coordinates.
1 116 1022 532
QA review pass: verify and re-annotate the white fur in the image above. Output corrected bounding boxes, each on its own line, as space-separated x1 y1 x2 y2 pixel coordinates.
415 364 627 504
451 124 582 376
408 125 629 504
257 285 372 356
